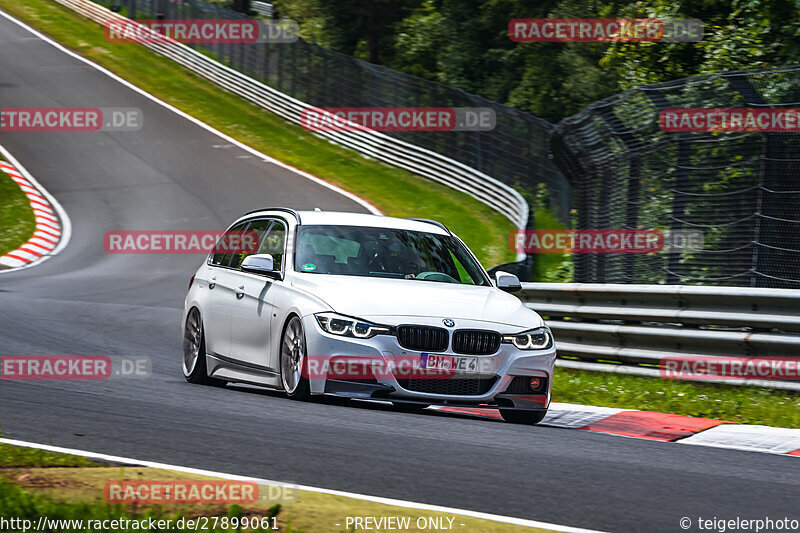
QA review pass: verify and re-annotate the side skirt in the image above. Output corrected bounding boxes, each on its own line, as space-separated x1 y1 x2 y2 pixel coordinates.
207 354 282 388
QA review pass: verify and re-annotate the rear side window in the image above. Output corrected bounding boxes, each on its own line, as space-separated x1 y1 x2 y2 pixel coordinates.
210 221 250 267
210 218 288 270
229 219 272 269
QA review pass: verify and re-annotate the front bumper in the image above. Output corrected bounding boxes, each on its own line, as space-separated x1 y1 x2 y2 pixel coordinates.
301 315 556 410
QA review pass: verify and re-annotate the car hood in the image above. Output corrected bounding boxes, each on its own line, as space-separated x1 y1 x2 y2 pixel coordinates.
291 274 541 328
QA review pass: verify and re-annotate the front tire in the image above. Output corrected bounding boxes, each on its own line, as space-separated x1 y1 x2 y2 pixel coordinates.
182 308 224 386
280 316 311 401
500 409 547 425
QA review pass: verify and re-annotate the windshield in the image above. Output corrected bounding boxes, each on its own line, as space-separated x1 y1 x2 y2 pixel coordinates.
294 225 489 285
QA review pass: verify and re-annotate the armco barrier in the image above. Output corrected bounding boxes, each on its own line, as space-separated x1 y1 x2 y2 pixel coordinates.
520 283 800 390
251 2 273 17
55 0 528 233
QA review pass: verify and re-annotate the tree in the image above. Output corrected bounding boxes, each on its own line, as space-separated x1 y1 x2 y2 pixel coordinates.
275 0 800 121
276 0 425 63
601 0 799 89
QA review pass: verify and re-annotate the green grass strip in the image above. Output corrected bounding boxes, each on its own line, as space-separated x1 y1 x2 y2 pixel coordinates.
0 163 36 258
0 479 284 532
0 442 96 468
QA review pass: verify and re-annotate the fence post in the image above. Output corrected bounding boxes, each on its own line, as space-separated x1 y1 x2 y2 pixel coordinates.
727 75 777 288
624 157 641 282
597 104 641 283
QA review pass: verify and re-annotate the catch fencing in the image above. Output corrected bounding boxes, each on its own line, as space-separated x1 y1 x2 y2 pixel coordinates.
549 67 800 288
72 0 800 289
95 0 570 225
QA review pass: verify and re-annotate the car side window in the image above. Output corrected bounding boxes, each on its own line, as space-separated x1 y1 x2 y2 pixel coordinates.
258 220 286 271
210 221 250 267
229 218 272 270
449 251 476 285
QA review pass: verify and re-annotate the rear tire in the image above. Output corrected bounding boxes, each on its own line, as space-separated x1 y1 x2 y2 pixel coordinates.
281 316 311 401
182 308 225 386
500 409 547 425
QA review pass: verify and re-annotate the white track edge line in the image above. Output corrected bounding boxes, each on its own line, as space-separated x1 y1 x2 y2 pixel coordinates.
0 145 71 273
0 438 605 533
0 8 381 217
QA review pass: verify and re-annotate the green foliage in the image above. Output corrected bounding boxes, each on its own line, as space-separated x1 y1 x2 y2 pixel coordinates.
0 0 515 268
393 1 447 80
602 0 799 89
280 0 800 121
0 167 36 257
275 0 424 63
0 443 96 468
0 480 282 532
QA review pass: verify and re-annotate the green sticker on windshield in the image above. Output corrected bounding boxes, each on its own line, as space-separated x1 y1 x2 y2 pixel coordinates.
301 263 317 271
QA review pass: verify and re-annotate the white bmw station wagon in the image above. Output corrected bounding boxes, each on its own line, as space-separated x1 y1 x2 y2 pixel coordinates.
182 208 556 424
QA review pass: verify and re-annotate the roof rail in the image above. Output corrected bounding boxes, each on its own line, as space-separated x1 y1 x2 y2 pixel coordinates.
409 218 451 234
244 207 301 223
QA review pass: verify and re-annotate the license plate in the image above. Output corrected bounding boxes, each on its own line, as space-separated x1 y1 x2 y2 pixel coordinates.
421 353 478 373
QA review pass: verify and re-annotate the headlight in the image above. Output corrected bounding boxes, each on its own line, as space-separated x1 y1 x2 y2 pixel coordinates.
502 327 552 350
314 312 391 339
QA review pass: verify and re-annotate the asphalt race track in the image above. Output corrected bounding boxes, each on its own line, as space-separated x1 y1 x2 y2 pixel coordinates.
0 11 798 533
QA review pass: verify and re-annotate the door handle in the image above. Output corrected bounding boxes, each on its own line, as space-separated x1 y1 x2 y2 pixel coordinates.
208 276 216 290
235 285 245 299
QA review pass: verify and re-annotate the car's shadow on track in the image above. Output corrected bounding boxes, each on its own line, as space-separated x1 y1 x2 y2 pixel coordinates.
222 382 506 423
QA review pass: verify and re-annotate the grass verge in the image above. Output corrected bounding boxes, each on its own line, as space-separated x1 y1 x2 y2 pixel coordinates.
0 163 36 257
0 0 516 268
0 442 96 468
0 442 557 532
555 367 800 428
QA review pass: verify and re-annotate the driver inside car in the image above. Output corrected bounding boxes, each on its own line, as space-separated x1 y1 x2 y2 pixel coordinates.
403 251 428 279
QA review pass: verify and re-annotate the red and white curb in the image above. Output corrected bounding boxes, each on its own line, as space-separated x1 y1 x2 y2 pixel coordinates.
0 145 71 271
432 403 800 457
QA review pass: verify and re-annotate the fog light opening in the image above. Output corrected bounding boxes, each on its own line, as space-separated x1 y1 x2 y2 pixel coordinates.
529 377 543 392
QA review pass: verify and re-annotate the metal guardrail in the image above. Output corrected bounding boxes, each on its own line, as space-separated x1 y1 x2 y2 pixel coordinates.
55 0 529 232
251 1 272 17
519 283 800 390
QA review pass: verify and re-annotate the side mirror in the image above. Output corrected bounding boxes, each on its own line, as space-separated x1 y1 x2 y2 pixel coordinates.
495 271 521 293
241 254 281 280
